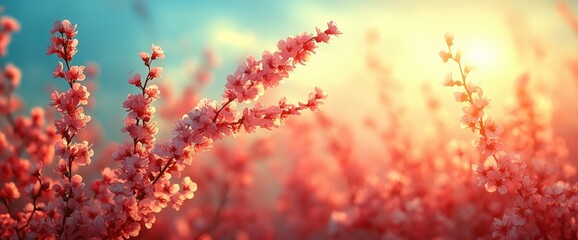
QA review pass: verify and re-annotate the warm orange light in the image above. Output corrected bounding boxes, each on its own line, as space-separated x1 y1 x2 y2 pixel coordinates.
468 44 497 70
461 37 509 72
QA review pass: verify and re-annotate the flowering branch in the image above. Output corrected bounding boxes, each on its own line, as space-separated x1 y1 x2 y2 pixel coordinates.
95 21 340 238
47 19 94 239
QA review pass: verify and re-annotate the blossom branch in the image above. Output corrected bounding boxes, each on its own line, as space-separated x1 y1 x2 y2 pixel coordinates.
47 19 93 239
439 33 565 239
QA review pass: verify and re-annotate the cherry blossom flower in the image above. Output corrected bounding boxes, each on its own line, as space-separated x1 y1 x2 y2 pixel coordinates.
3 63 20 87
65 65 86 82
149 67 163 79
0 16 19 33
128 73 142 87
151 44 164 60
53 61 65 78
0 182 20 200
139 51 150 64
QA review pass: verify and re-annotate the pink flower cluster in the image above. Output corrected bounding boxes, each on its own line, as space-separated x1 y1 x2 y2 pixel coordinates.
154 21 339 157
0 14 339 239
473 151 527 194
223 21 339 104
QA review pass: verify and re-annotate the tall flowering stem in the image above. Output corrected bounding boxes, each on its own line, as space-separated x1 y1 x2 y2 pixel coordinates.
439 34 578 238
439 33 532 194
47 20 94 238
95 44 166 238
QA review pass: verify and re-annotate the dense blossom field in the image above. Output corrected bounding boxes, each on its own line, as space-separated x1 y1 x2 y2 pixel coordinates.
2 1 578 239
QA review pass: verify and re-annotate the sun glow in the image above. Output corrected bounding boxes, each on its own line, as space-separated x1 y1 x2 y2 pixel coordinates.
462 38 507 71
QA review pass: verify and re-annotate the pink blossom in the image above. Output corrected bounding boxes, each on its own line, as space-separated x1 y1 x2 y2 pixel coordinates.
48 20 78 61
3 63 20 87
480 152 524 194
453 91 468 102
65 65 86 82
325 21 342 35
149 67 163 79
473 97 489 109
70 82 90 106
293 48 312 65
0 182 20 200
544 181 568 203
70 141 93 166
491 217 516 239
61 20 77 38
221 22 339 104
49 35 64 47
139 51 150 65
115 197 140 221
46 37 61 56
0 32 10 56
461 104 484 130
0 16 20 33
30 107 45 127
151 44 164 60
473 136 502 157
64 39 78 61
63 107 91 134
53 61 65 78
241 104 280 133
301 86 327 111
483 118 503 137
49 20 61 34
128 73 142 87
182 99 217 131
145 84 161 100
122 94 151 119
